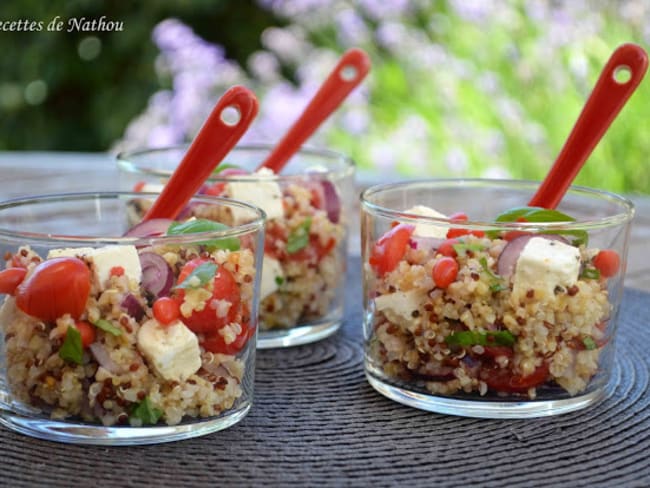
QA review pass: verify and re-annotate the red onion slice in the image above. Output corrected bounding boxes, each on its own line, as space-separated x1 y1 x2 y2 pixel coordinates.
497 234 569 279
320 180 341 224
120 293 145 321
89 342 125 375
124 218 173 238
139 252 174 298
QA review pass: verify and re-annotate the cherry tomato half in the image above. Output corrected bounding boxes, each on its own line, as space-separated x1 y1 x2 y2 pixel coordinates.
592 249 620 278
437 238 459 258
201 324 251 355
432 257 459 288
153 296 181 325
15 257 91 322
369 223 415 276
481 362 549 393
0 267 27 295
176 258 241 334
74 321 96 348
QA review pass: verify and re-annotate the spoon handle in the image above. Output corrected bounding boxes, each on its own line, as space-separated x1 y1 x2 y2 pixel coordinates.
144 85 259 221
258 48 371 173
528 43 648 209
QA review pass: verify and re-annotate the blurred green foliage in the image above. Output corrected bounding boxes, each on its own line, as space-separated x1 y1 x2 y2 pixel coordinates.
0 0 280 150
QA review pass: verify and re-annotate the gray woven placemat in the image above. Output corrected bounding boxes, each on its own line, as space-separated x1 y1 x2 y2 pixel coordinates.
2 257 649 488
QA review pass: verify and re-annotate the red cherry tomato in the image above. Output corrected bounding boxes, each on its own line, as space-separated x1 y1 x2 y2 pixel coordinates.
481 362 549 393
437 239 459 258
153 296 181 325
447 228 485 238
176 258 241 334
204 182 226 196
482 345 514 359
15 257 91 322
0 267 27 295
74 321 96 348
264 222 289 260
449 212 468 222
503 230 532 241
133 181 146 192
432 257 459 288
592 249 620 278
201 324 251 355
369 223 415 276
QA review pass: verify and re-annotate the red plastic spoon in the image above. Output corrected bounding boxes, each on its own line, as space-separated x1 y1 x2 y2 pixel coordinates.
257 48 371 173
528 43 648 209
144 85 259 221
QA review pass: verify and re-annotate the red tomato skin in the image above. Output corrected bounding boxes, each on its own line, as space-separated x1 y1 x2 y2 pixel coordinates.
593 249 620 278
437 239 459 257
0 267 27 295
201 324 251 355
176 258 241 334
482 345 514 359
153 297 181 325
74 321 96 348
15 257 91 322
432 257 459 288
369 224 415 276
481 362 549 393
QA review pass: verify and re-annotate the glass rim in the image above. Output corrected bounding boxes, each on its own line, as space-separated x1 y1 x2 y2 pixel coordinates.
0 191 266 245
360 178 635 230
116 142 356 181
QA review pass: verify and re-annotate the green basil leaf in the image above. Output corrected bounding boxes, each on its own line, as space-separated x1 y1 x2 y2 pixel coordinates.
94 319 122 336
130 396 163 425
478 256 508 292
492 206 588 245
286 217 312 254
174 262 218 290
275 276 284 286
59 326 83 364
580 267 601 280
445 330 516 347
582 336 597 350
452 242 485 257
212 163 242 174
167 219 240 251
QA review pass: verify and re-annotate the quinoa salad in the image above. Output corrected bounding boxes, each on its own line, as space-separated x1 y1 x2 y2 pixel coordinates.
133 167 346 332
0 213 257 427
365 205 619 400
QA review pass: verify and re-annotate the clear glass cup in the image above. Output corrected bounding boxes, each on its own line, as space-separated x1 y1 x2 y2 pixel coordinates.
117 144 355 348
0 192 265 444
361 179 634 418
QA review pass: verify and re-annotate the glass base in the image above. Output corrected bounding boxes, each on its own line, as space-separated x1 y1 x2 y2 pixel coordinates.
257 318 341 349
0 403 250 445
365 367 610 419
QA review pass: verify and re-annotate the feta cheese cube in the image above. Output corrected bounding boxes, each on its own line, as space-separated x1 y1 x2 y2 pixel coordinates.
137 319 202 381
405 205 448 239
90 245 142 290
375 290 424 325
140 182 164 193
226 168 284 224
260 255 284 300
512 237 581 299
47 247 94 259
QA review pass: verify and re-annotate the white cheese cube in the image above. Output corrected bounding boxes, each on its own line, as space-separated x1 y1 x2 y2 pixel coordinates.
512 237 581 299
226 168 284 224
260 255 284 300
90 245 142 291
47 247 94 259
137 319 202 382
405 205 448 239
375 290 424 325
140 183 164 193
